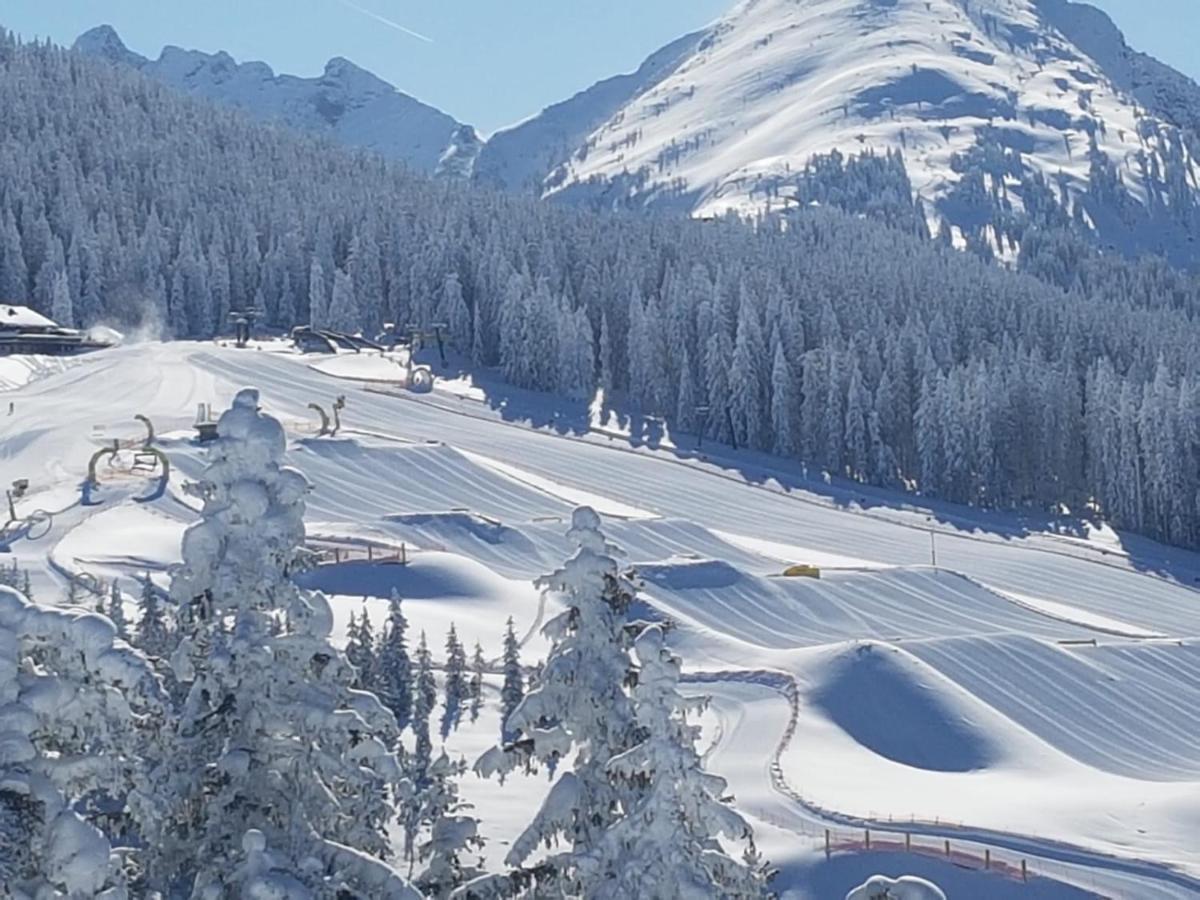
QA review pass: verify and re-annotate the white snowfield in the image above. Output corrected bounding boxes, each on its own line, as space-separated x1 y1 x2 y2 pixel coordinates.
6 341 1200 898
548 0 1200 226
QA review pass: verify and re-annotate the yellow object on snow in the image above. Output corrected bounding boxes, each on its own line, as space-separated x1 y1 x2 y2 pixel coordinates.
782 564 821 579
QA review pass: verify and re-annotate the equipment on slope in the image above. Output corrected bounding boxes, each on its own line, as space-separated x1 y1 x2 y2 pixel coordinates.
134 414 156 448
194 404 219 443
229 308 263 348
331 395 346 435
1 480 52 544
309 403 331 436
84 427 171 504
309 396 348 437
782 564 821 579
404 322 448 369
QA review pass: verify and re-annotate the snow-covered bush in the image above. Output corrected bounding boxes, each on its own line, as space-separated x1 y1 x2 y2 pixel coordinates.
0 583 164 898
137 388 415 898
846 874 947 900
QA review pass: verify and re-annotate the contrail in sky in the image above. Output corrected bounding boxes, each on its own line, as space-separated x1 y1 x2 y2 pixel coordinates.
333 0 435 44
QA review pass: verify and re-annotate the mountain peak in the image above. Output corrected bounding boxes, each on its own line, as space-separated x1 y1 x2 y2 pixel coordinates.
321 56 392 95
72 28 467 175
543 0 1200 263
72 25 145 67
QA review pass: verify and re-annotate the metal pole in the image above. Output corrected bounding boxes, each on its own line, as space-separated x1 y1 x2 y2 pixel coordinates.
930 528 937 569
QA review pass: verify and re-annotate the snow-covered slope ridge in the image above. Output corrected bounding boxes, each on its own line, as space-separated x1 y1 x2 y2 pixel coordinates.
546 0 1200 248
474 29 709 193
73 25 474 176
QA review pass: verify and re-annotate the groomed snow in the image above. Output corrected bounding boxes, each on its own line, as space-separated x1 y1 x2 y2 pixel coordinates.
6 341 1200 897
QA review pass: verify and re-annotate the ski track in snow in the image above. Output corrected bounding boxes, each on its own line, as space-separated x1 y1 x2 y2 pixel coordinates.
8 342 1200 896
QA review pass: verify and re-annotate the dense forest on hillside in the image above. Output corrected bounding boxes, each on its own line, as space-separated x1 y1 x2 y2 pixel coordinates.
4 31 1200 548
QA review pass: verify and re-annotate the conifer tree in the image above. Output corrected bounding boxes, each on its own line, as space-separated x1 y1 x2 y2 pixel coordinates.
413 630 437 776
477 507 640 893
106 579 128 640
135 572 171 659
141 389 414 897
346 604 378 689
583 625 773 898
469 640 486 723
499 616 524 743
441 624 468 739
378 588 414 730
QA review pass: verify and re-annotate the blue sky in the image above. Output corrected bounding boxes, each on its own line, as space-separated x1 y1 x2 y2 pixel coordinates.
2 0 1197 134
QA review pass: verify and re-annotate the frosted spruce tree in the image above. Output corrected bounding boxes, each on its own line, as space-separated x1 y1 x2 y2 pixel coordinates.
346 606 379 689
0 584 166 898
441 623 467 739
141 388 416 898
476 507 639 894
134 572 172 659
468 640 486 724
412 754 485 898
582 625 773 898
378 589 413 730
105 579 129 640
412 631 437 776
499 616 524 743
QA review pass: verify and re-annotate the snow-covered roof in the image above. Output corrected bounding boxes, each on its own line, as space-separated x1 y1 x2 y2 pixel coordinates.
0 305 58 329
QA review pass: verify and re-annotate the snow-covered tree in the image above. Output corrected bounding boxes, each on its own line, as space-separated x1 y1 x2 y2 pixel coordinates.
413 630 437 776
346 605 379 689
378 588 413 731
0 584 165 898
308 257 328 329
49 269 73 327
441 624 467 739
440 271 472 351
468 640 485 724
105 579 128 640
327 267 360 334
499 616 523 743
134 572 171 659
477 507 639 893
139 388 414 897
412 754 485 898
581 625 772 898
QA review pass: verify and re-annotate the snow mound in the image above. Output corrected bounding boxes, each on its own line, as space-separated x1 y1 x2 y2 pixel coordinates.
382 511 531 547
638 558 746 591
910 634 1200 780
809 643 1000 773
297 551 525 602
846 874 946 900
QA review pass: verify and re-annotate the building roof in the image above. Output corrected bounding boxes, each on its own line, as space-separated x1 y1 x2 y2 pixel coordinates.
0 305 58 330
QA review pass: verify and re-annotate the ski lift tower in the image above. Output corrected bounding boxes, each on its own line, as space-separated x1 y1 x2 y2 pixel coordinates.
405 322 449 369
229 308 263 348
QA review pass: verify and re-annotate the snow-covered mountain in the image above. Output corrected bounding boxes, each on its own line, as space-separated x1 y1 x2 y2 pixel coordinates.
73 25 474 176
540 0 1200 261
473 30 708 193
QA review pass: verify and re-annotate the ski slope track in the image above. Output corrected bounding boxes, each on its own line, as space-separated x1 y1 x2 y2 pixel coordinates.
5 342 1200 897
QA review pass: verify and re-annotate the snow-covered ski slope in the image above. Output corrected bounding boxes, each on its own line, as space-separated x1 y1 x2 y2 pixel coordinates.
5 341 1200 898
548 0 1200 230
